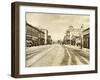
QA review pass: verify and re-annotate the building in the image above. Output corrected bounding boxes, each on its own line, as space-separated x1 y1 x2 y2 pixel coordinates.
63 27 81 45
83 28 90 49
38 30 45 45
70 29 81 46
71 35 76 45
75 36 81 46
63 25 89 49
26 22 45 47
41 29 48 45
47 35 52 44
63 30 70 44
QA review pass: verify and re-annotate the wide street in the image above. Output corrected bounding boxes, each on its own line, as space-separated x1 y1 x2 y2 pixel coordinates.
26 44 89 67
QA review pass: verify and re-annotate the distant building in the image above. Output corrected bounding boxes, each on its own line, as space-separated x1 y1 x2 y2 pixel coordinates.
47 35 52 44
26 22 45 47
41 29 48 45
75 36 81 46
64 30 70 44
70 29 81 45
63 27 81 45
71 35 76 45
83 28 90 49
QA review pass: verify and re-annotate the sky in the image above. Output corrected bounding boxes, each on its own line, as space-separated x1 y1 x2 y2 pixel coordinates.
26 12 89 41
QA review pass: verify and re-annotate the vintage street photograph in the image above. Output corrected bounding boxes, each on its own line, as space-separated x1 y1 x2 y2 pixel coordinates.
25 13 90 67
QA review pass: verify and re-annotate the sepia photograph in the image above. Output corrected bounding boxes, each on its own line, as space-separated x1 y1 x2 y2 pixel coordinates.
11 2 97 77
25 13 90 67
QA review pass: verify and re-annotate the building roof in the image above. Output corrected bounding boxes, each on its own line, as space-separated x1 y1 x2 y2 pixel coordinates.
26 22 44 34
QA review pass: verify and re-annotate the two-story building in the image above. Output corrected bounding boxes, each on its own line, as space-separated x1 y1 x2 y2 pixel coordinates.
26 22 45 47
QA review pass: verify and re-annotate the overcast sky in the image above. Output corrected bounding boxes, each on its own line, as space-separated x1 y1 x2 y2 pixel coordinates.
26 13 89 41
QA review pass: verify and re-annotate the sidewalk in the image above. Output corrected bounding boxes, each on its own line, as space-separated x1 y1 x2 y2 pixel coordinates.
26 45 51 54
64 44 89 54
